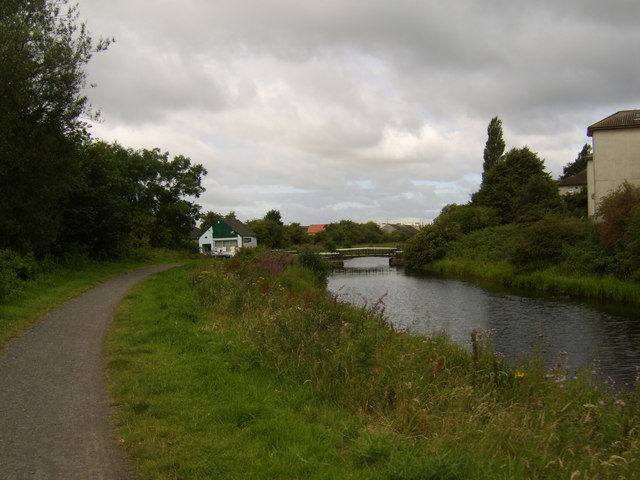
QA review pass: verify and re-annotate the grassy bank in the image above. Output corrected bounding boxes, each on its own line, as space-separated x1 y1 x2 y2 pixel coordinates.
108 253 639 479
423 258 640 305
0 249 191 347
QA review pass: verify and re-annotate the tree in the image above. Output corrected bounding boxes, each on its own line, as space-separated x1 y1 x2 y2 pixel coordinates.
199 211 223 235
472 147 561 223
61 142 207 255
561 144 591 179
482 116 506 178
0 0 111 254
264 209 283 225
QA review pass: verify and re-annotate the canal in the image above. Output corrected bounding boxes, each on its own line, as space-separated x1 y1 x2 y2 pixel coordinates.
327 257 640 387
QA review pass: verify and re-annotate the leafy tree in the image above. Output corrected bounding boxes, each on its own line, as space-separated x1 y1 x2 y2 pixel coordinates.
264 209 283 225
198 211 223 235
482 116 506 178
404 224 459 270
283 223 310 246
0 0 111 254
561 144 591 179
472 147 560 223
61 141 206 255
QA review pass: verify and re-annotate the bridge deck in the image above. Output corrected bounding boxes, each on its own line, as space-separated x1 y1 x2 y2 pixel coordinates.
320 247 400 258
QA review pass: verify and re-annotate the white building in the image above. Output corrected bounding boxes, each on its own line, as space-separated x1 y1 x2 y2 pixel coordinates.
198 218 258 255
587 110 640 216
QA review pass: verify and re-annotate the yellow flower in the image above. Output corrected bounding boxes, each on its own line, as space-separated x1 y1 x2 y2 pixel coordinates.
515 371 526 379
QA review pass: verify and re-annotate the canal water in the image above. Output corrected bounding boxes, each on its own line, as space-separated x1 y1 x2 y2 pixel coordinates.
327 257 640 387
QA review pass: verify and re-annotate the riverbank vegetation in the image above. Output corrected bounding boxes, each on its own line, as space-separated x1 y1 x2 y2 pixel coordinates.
0 249 191 347
405 117 640 303
109 251 639 479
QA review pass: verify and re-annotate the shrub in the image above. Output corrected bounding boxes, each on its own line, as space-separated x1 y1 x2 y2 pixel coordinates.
597 181 640 248
404 224 459 270
0 250 36 300
436 204 499 234
511 215 589 272
297 247 332 284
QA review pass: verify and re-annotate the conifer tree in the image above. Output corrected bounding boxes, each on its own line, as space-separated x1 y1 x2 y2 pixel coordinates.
482 116 506 177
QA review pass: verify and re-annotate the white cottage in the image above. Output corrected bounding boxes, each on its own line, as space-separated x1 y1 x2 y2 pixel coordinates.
198 218 258 255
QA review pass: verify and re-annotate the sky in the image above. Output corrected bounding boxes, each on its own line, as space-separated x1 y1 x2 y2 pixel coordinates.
77 0 640 226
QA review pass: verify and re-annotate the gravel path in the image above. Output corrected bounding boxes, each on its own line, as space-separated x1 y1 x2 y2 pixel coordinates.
0 265 179 480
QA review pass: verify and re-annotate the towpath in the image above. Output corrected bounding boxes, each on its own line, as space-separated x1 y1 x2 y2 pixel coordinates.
0 265 178 480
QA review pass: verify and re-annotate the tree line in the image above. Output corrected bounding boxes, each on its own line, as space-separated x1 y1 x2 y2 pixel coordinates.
404 117 640 282
198 209 416 251
0 0 206 259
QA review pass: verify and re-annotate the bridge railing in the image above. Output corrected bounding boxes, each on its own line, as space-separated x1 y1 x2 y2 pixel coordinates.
328 247 400 258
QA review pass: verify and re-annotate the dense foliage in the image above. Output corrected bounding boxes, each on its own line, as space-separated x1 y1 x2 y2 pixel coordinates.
406 117 640 288
0 0 207 299
561 143 591 179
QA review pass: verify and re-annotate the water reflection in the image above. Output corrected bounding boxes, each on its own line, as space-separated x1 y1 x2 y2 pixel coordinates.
328 257 640 387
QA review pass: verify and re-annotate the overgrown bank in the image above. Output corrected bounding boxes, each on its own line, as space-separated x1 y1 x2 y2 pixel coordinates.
404 184 640 304
108 252 639 479
410 221 640 304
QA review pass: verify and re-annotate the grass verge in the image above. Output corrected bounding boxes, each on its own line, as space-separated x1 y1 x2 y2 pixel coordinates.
0 249 192 347
108 254 640 479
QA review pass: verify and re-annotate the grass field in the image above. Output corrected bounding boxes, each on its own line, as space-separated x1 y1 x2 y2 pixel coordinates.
107 254 640 479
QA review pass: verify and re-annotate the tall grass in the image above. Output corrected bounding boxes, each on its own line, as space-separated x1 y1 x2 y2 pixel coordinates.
425 258 640 304
109 252 640 479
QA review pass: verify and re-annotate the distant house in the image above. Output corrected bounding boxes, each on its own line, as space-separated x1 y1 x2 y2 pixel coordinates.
307 224 328 235
198 218 257 255
587 110 640 216
557 169 587 196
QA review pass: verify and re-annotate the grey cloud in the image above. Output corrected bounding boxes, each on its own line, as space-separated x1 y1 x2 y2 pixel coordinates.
79 0 640 224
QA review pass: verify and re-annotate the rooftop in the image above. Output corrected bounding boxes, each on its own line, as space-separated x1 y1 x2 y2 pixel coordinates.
557 169 587 187
587 109 640 137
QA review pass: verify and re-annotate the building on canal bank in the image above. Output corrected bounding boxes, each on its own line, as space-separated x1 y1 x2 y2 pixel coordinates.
198 218 258 255
587 110 640 217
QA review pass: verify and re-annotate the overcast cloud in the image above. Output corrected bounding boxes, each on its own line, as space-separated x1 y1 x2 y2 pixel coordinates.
78 0 640 225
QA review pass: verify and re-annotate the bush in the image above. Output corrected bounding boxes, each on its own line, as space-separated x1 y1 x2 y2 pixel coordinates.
511 215 589 272
297 247 332 284
404 224 459 270
597 181 640 248
0 250 36 300
436 204 499 234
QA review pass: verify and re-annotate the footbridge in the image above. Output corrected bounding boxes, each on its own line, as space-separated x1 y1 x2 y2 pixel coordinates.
321 247 401 259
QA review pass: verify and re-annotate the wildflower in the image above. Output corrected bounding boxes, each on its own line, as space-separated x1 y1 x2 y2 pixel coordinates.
554 375 566 383
615 399 627 407
515 371 526 379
